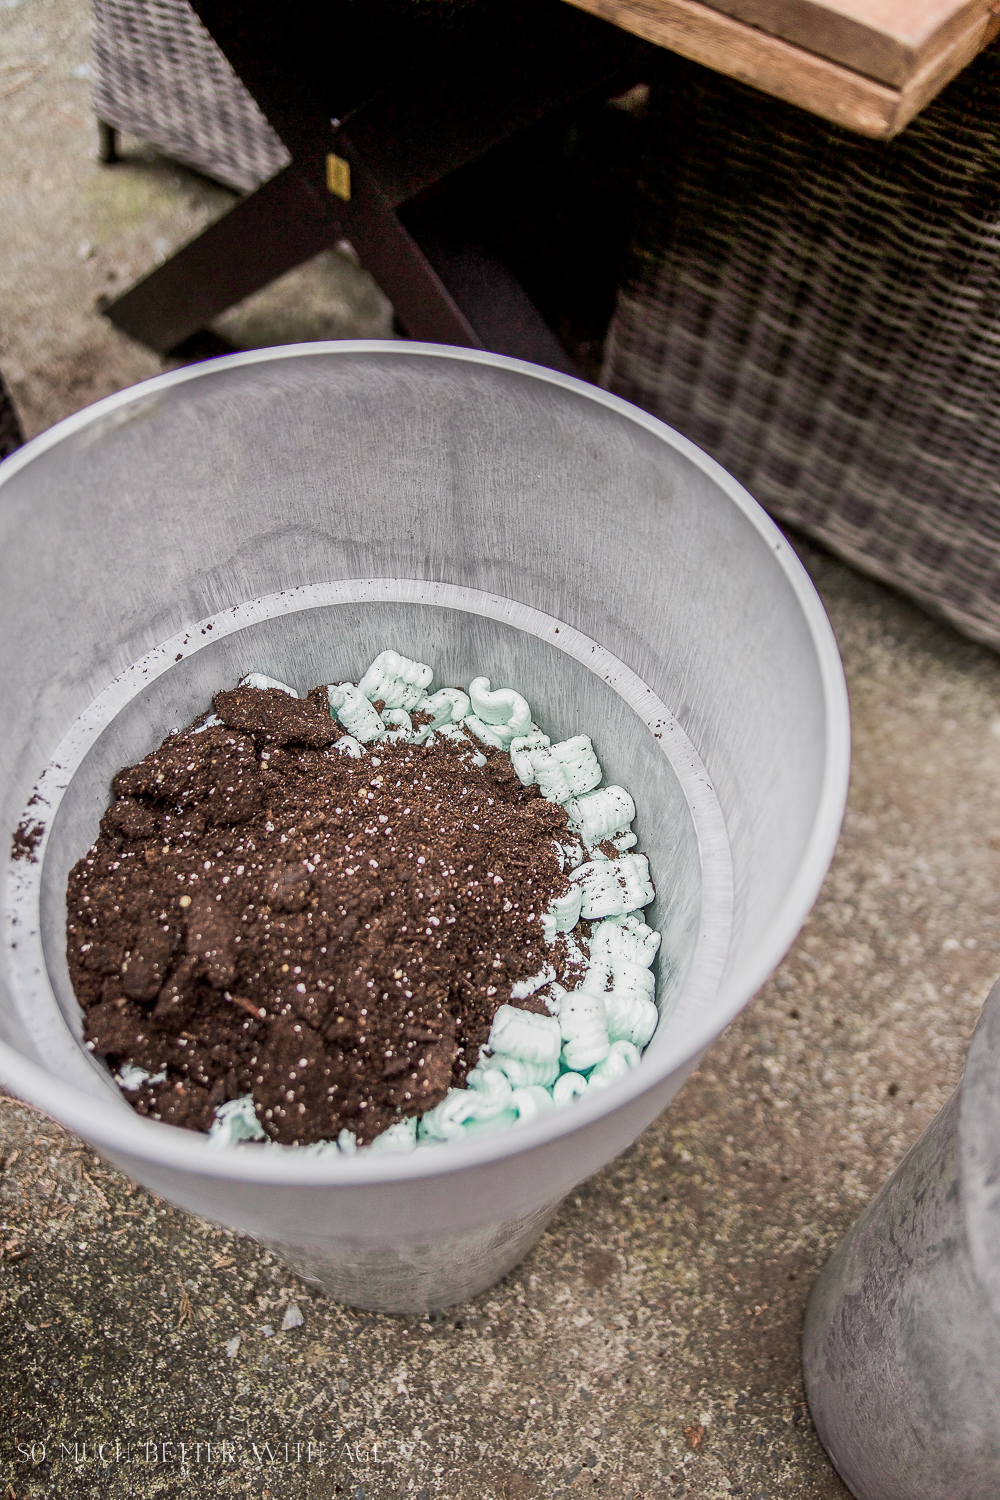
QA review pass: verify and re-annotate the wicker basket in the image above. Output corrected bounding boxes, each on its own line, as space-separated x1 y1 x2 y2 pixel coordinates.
90 0 290 192
603 45 1000 651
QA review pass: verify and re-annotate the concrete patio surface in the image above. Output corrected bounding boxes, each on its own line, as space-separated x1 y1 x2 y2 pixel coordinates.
2 1 999 1496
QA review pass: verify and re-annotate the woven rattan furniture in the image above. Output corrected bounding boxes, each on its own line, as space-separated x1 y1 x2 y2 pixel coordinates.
603 44 1000 649
90 1 1000 641
91 0 289 192
91 0 999 370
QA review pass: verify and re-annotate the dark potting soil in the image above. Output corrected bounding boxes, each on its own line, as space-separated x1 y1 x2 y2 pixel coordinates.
66 685 587 1146
10 817 43 861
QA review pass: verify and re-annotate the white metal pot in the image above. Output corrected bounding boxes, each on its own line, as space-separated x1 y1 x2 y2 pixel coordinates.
0 345 849 1312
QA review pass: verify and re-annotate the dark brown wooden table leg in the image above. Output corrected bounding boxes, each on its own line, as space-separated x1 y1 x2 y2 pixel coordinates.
102 167 339 354
101 2 647 365
320 143 482 350
401 206 578 374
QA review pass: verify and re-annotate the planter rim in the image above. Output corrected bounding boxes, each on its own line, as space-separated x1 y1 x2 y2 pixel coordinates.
0 340 851 1187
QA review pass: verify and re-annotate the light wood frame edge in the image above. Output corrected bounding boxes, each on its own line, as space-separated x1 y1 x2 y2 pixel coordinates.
565 0 1000 137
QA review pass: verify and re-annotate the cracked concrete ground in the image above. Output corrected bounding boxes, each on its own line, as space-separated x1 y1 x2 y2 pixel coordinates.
3 0 999 1496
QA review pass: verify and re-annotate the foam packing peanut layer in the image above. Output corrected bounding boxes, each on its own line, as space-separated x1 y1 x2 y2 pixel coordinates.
209 1094 266 1147
569 854 655 919
418 1082 517 1142
464 677 533 748
510 1084 556 1122
328 682 385 743
590 915 662 970
487 1004 562 1065
357 649 433 710
565 785 636 848
604 983 659 1049
462 714 508 749
381 707 412 740
484 1054 560 1088
510 730 551 785
587 1040 642 1088
551 975 612 1073
367 1117 418 1153
160 650 665 1154
410 688 470 743
553 1071 588 1105
466 1066 517 1108
541 883 584 944
527 735 603 804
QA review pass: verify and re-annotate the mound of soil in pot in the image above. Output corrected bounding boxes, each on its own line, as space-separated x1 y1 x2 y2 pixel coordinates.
67 686 586 1145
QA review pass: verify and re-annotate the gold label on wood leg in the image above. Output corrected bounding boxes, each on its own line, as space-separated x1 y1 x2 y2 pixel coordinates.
326 153 351 201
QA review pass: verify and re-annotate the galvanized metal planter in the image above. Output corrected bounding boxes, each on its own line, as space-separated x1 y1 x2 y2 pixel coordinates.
804 975 1000 1498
